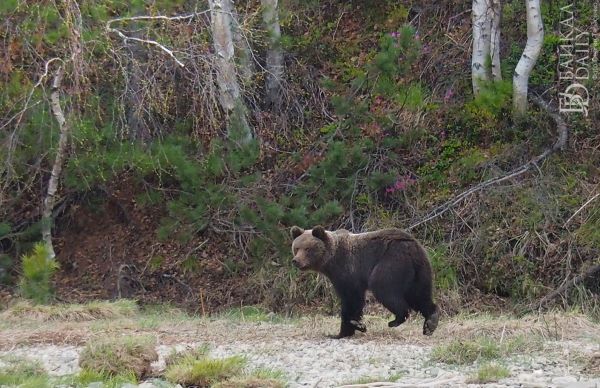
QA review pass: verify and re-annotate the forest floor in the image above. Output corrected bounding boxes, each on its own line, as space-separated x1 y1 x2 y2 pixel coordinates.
0 301 599 387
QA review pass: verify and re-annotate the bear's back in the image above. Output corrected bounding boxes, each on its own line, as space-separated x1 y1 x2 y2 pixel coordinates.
353 228 414 242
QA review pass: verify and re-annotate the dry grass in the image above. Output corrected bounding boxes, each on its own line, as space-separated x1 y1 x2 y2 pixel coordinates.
583 353 600 376
79 335 158 379
343 310 600 346
212 376 286 388
1 300 598 356
0 299 139 322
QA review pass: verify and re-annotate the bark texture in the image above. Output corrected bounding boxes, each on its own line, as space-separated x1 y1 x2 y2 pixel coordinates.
261 0 284 109
209 0 253 144
472 0 492 95
513 0 544 115
490 0 502 81
43 67 69 258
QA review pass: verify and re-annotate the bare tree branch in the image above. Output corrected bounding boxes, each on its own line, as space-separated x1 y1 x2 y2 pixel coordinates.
105 13 211 68
563 192 600 228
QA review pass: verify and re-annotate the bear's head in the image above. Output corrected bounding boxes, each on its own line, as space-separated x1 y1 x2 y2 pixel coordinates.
290 225 330 271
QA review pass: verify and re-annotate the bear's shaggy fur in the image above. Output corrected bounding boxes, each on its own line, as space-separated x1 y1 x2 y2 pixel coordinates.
291 226 439 338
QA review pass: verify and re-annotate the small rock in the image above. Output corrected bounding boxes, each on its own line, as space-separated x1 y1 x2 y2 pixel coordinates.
551 375 578 385
517 373 537 382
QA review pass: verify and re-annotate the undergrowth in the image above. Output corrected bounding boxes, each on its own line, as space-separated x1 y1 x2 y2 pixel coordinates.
0 0 598 314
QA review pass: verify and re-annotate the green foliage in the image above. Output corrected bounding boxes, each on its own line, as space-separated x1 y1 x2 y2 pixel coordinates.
371 26 420 80
220 306 287 323
164 353 246 387
576 212 600 248
452 148 487 184
431 335 537 365
69 369 137 388
431 337 501 365
467 80 512 117
0 357 50 388
418 137 465 186
428 246 457 291
19 243 59 304
470 363 510 383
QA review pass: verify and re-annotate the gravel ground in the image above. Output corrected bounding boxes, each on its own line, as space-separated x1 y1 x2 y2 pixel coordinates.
1 313 599 387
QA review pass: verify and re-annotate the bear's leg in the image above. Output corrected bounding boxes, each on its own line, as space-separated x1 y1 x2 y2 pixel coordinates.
388 308 410 328
331 289 366 339
376 294 410 328
420 302 439 336
369 265 411 329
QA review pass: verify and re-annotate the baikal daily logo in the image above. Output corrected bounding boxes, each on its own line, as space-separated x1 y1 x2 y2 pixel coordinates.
558 2 598 117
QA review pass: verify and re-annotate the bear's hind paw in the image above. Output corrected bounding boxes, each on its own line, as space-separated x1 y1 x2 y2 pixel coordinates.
350 320 367 333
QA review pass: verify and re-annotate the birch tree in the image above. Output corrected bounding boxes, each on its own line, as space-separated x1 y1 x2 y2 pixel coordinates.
209 0 253 144
43 65 69 259
42 0 83 259
472 0 503 94
261 0 284 109
125 2 151 142
513 0 544 116
472 0 492 95
490 0 502 81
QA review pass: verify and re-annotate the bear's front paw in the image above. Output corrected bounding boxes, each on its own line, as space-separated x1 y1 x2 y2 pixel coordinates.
423 313 439 336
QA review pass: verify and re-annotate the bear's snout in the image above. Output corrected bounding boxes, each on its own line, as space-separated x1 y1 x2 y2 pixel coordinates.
292 257 306 269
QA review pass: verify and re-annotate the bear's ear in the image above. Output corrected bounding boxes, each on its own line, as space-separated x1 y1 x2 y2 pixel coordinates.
312 226 327 241
290 226 304 239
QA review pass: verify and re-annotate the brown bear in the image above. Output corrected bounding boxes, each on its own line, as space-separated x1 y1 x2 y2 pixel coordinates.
290 226 439 338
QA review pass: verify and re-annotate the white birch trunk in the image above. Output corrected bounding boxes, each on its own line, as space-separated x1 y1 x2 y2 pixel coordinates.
261 0 284 109
513 0 544 116
472 0 492 96
490 0 502 81
209 0 253 144
43 67 69 259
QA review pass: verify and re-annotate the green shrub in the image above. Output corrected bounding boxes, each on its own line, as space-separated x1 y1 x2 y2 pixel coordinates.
469 363 510 383
19 243 59 304
79 335 157 379
0 357 50 388
165 353 246 386
431 335 538 365
431 337 501 365
69 368 137 388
